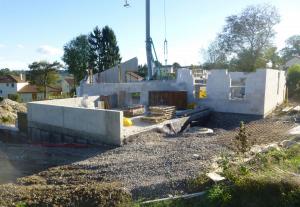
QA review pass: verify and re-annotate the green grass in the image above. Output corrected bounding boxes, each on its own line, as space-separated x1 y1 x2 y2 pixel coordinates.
135 144 300 207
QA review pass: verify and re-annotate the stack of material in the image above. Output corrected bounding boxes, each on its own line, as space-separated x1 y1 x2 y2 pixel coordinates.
123 105 145 117
141 105 176 123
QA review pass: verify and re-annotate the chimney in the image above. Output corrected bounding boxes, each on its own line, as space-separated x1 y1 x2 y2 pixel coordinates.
20 73 23 81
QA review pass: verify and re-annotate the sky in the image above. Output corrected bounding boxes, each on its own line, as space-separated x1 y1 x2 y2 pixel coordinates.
0 0 300 70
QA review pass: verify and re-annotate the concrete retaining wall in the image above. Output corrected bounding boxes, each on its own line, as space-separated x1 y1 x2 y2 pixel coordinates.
27 97 123 146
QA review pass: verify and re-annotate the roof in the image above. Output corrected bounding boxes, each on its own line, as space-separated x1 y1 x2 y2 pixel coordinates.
64 78 75 86
0 75 26 83
126 71 143 80
18 85 62 93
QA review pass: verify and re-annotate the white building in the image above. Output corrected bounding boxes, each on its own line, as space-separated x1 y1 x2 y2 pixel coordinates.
199 69 286 117
284 56 300 69
0 74 28 98
61 78 75 94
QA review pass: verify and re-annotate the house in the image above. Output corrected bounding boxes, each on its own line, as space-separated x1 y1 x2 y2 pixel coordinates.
18 85 62 102
61 78 75 94
0 74 28 98
284 56 300 69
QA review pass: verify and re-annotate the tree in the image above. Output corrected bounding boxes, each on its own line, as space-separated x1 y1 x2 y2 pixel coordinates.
281 35 300 62
28 61 61 99
62 35 91 85
202 40 229 69
88 26 121 73
287 64 300 97
137 64 147 78
216 4 280 71
172 62 181 69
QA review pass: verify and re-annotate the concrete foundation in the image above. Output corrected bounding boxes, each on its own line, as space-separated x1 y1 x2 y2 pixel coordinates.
27 97 123 146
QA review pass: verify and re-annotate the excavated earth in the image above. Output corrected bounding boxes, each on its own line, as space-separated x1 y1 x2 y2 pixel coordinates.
0 113 295 200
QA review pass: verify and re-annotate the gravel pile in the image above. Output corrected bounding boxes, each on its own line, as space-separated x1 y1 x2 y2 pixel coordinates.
0 99 27 123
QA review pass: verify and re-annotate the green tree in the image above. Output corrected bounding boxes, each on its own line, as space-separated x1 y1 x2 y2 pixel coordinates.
28 61 61 99
281 35 300 62
62 35 91 85
137 64 147 78
287 64 300 97
216 4 280 71
88 26 121 73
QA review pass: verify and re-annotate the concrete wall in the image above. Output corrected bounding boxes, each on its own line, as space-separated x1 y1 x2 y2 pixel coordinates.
87 57 138 84
79 68 195 106
263 69 286 115
27 97 123 145
200 69 286 117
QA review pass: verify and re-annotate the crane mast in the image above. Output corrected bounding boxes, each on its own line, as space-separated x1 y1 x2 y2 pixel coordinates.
145 0 153 80
124 0 154 80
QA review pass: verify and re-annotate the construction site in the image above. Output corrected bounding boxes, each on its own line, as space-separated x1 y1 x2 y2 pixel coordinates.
1 0 300 206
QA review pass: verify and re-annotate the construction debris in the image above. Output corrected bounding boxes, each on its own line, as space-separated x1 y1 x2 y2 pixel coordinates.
141 106 176 123
293 106 300 112
206 172 226 182
282 106 293 112
123 105 145 117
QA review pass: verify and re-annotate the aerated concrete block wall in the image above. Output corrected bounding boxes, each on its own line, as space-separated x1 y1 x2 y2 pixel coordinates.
200 69 286 117
27 97 123 146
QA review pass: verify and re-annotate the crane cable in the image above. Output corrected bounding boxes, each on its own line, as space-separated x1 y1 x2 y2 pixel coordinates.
163 0 168 66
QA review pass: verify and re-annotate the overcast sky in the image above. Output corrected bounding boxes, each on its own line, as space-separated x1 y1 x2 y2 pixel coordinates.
0 0 300 70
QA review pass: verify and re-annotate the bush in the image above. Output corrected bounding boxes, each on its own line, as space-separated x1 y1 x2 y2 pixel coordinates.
287 64 300 97
7 94 21 102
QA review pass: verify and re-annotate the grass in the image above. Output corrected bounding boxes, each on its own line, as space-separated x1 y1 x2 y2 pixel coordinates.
135 144 300 207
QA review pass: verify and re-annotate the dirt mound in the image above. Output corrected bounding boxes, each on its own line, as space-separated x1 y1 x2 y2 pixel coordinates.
0 99 27 124
0 182 132 207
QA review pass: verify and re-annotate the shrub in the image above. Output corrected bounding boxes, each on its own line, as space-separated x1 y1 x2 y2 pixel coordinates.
287 64 300 97
7 94 21 102
235 121 254 154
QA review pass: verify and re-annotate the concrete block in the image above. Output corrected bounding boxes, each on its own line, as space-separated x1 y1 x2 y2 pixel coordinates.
30 128 41 142
63 135 75 143
40 130 50 142
50 133 62 143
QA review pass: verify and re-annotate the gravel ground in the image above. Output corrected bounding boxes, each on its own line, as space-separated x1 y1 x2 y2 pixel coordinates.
0 116 295 200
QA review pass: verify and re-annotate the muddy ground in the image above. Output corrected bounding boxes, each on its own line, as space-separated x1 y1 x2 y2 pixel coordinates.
0 111 296 200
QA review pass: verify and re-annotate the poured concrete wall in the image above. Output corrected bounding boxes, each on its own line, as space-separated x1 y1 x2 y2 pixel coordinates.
79 68 195 106
200 69 286 117
27 97 123 145
85 57 138 84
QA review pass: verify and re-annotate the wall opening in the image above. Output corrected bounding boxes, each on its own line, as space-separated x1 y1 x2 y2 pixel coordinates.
230 78 246 100
131 92 141 105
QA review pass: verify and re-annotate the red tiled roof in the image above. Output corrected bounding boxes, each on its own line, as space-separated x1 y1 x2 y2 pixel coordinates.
0 75 26 83
18 85 62 93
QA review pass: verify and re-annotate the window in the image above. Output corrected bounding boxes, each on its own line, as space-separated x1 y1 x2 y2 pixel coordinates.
6 83 9 87
0 90 2 94
11 83 14 87
131 92 141 105
230 78 246 100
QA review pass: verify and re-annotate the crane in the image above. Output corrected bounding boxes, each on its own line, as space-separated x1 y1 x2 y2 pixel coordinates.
124 0 166 80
